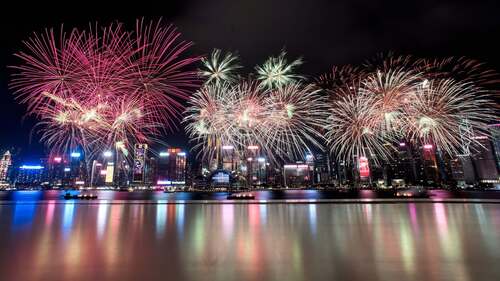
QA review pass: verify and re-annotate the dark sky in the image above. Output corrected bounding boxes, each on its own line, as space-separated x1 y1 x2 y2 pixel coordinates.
1 0 499 159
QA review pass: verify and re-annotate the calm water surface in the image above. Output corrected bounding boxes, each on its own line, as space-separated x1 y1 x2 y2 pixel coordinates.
0 202 499 281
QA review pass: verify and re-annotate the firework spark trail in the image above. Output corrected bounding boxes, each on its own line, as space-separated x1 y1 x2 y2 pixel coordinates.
255 51 304 89
199 49 242 85
262 83 328 160
360 68 422 135
322 54 498 166
184 80 326 163
10 19 201 161
403 79 497 155
325 83 396 164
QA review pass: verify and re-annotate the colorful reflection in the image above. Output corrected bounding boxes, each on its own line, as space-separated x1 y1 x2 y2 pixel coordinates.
12 203 35 229
0 203 499 281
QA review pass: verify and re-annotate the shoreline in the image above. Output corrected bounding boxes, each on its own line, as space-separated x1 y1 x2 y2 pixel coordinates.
2 198 500 205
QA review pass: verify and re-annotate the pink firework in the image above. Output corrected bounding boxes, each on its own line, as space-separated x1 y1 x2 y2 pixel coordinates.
10 19 201 159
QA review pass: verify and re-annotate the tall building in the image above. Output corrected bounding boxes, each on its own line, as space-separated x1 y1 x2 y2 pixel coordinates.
0 151 12 182
421 144 439 185
47 156 66 187
283 163 310 188
15 164 45 187
389 142 418 185
132 144 148 184
471 135 499 185
244 145 261 187
221 145 238 171
313 153 332 185
156 148 186 186
489 124 500 170
69 152 86 185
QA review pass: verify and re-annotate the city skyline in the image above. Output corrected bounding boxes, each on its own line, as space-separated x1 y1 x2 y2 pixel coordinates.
2 1 500 158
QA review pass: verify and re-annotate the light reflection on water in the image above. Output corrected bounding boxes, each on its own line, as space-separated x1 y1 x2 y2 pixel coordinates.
0 203 499 281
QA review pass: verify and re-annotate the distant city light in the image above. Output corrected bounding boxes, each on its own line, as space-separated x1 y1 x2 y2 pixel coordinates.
222 145 234 150
284 164 309 169
159 152 170 157
305 154 314 161
247 157 253 161
75 181 85 185
423 144 433 150
399 142 406 147
257 157 266 162
100 170 107 175
103 151 113 157
53 157 62 163
70 152 81 158
20 165 44 170
247 145 259 150
64 168 71 172
178 152 186 156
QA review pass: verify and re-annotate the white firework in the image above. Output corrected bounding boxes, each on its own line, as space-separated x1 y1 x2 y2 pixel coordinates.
262 83 328 160
199 49 242 85
255 51 304 89
403 78 497 155
325 84 396 164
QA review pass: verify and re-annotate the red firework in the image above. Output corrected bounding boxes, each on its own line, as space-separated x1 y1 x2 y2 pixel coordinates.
10 19 201 159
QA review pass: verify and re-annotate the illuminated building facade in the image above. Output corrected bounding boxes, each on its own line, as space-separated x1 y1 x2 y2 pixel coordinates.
47 156 66 186
471 135 499 185
489 124 500 173
312 153 331 185
156 148 186 186
133 144 148 184
0 150 12 182
15 164 44 186
283 164 310 188
389 142 418 186
421 144 439 185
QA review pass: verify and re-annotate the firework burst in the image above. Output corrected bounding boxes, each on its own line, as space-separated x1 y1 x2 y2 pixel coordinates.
184 80 326 164
325 84 396 164
255 51 304 89
10 19 200 161
403 79 497 155
262 83 327 160
360 68 422 134
199 49 242 85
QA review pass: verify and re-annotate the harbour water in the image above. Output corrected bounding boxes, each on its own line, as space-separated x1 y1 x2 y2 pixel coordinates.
0 200 499 280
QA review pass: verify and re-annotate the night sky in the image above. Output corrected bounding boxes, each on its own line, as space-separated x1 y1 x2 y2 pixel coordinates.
1 0 499 159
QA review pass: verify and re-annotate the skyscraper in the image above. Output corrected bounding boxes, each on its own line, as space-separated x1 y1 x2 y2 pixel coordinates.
489 124 500 170
471 135 499 185
133 144 148 184
421 144 439 185
283 164 310 188
15 164 45 187
313 153 332 185
156 148 186 186
0 150 12 182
